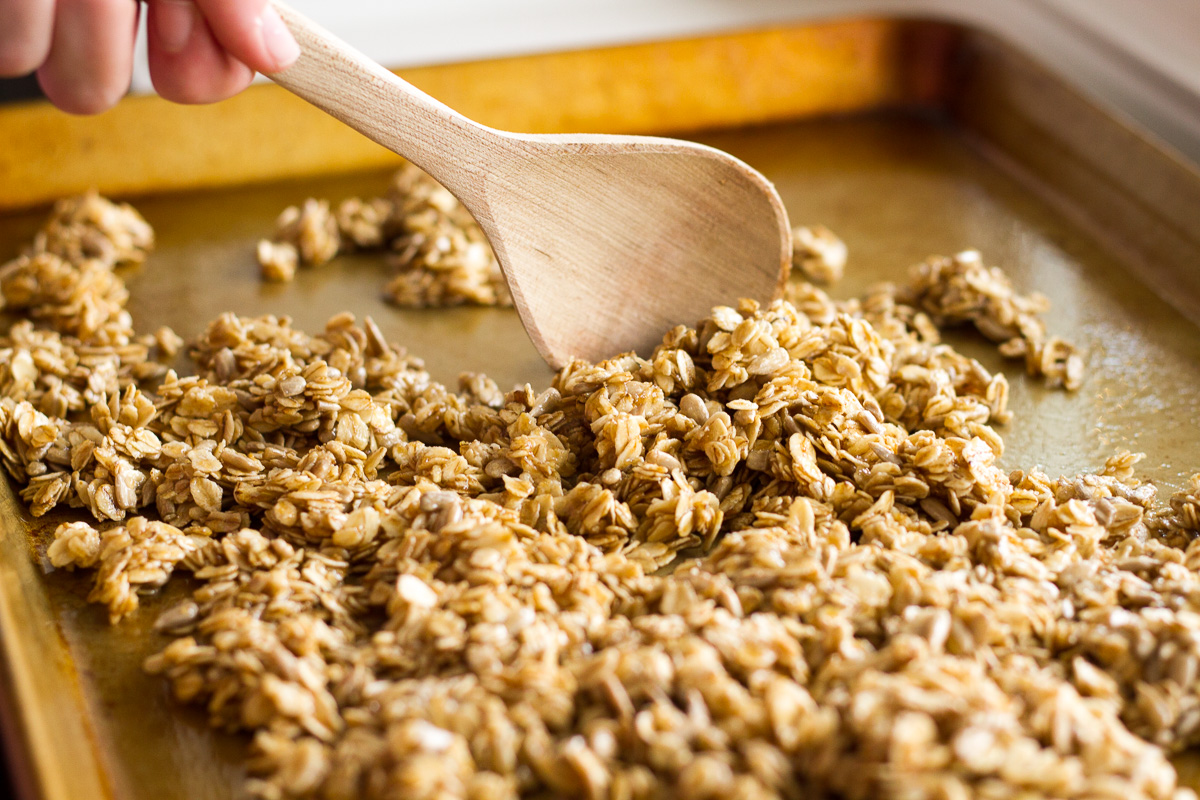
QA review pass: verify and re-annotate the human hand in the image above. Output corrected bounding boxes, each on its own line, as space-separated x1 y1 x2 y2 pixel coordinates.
0 0 300 114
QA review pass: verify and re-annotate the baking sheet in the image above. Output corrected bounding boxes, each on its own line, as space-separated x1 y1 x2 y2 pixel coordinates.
3 74 1200 800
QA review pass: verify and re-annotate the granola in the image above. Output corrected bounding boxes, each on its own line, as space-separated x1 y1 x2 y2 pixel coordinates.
4 189 1200 800
791 224 847 285
257 165 512 308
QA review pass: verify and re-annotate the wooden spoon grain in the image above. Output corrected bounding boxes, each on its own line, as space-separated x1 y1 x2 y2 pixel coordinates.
267 2 792 369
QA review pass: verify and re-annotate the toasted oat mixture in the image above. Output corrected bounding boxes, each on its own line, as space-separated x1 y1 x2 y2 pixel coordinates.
258 165 512 308
790 225 847 286
3 189 1200 800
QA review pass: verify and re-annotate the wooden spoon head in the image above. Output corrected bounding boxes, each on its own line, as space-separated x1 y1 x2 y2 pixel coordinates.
472 136 791 369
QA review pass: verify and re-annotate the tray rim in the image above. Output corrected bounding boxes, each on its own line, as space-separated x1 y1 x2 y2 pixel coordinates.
0 16 931 213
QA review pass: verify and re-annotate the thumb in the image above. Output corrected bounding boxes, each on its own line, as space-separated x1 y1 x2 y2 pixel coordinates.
192 0 299 74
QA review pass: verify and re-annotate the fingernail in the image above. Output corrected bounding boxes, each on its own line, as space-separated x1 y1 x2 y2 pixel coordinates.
155 0 196 55
260 6 300 71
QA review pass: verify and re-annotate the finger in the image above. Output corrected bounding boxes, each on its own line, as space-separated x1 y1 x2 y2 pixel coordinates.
36 0 138 114
147 0 253 104
193 0 298 75
0 0 55 76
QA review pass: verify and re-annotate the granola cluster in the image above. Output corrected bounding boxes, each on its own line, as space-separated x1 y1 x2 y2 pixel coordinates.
257 165 512 308
790 224 847 285
3 189 1199 800
898 250 1085 389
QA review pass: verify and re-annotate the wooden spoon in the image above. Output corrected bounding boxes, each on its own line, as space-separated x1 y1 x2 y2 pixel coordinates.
267 2 792 369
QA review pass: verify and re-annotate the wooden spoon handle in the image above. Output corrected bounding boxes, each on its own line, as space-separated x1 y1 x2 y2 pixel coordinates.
266 1 491 201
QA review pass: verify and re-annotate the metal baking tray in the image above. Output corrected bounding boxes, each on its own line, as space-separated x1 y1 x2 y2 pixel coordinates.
1 17 1199 800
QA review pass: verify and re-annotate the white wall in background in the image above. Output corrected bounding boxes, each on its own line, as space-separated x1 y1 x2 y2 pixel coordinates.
129 0 1200 164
